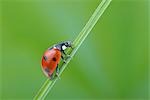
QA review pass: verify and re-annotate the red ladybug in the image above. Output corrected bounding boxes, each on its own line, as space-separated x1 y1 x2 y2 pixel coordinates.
41 41 72 79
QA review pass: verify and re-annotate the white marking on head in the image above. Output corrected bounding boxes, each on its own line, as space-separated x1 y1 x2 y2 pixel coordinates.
53 46 57 49
62 45 67 50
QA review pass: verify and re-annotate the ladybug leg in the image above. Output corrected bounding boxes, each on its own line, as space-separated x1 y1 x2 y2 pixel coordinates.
70 45 73 49
66 54 71 58
61 55 67 63
62 50 67 55
56 65 60 74
62 50 71 58
56 65 60 79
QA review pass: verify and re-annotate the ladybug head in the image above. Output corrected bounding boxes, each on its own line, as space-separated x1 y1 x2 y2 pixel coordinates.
55 41 72 51
64 41 72 47
61 41 72 50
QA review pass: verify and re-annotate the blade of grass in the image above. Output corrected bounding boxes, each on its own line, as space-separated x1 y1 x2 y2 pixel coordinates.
34 0 112 99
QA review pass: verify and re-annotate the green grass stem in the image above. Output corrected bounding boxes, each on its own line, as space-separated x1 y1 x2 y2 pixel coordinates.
34 0 112 99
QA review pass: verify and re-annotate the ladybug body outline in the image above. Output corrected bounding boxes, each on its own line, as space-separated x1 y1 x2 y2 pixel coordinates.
41 41 72 79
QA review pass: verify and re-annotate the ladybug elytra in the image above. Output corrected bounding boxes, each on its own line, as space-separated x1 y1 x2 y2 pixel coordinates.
41 41 72 79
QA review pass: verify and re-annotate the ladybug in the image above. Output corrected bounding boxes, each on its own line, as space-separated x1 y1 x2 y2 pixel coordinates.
41 41 72 79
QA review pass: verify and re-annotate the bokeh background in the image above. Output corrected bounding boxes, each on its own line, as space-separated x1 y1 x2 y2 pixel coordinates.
1 0 149 99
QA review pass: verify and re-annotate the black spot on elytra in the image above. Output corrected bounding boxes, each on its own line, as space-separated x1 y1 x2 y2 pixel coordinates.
45 68 50 73
43 56 47 61
52 57 57 61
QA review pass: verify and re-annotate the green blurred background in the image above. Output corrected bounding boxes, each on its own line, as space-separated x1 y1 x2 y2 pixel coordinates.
1 0 149 99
